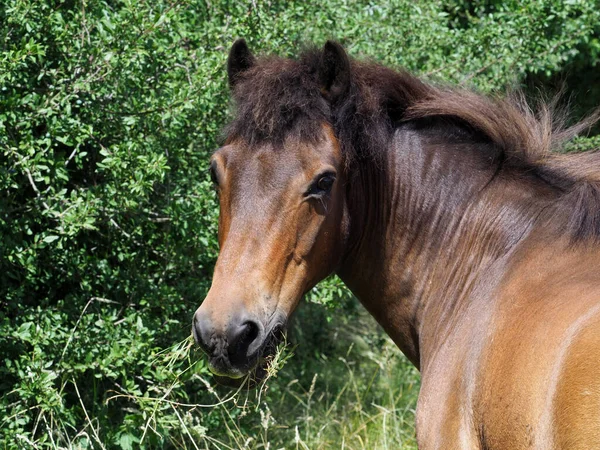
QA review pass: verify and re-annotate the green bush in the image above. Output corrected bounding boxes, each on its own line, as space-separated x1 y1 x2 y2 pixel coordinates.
1 0 599 448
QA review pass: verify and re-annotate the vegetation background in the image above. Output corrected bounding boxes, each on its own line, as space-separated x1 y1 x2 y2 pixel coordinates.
1 0 599 448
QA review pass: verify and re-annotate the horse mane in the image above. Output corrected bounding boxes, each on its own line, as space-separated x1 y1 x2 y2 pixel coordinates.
225 46 600 241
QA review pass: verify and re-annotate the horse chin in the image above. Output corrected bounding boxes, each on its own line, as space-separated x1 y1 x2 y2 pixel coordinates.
212 373 254 388
211 358 269 389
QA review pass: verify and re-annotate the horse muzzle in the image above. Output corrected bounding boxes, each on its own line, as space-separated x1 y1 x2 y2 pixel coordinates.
192 307 286 384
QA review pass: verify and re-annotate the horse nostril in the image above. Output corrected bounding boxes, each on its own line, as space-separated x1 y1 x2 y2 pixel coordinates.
244 320 260 343
192 310 213 354
228 320 262 366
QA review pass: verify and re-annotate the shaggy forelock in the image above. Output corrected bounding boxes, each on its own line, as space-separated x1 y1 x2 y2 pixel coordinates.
224 54 330 146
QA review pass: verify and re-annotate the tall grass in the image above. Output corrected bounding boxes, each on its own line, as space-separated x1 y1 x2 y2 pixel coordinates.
265 306 420 450
6 301 420 449
2 294 419 450
111 304 421 449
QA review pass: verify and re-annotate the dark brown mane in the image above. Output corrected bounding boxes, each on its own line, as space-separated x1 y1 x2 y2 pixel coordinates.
226 46 600 241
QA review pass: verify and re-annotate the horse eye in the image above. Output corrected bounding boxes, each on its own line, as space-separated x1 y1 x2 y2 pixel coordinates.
304 171 336 197
317 175 335 192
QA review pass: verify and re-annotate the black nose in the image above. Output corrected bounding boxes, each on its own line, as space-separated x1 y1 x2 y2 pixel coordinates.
193 309 264 370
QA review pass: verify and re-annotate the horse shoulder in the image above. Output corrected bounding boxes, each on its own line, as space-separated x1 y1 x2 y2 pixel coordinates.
551 300 600 449
475 244 600 449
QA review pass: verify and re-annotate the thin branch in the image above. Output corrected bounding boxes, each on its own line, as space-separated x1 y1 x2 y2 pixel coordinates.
24 167 50 210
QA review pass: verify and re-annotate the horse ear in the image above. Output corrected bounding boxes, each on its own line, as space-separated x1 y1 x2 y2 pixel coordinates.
227 39 255 89
318 40 351 103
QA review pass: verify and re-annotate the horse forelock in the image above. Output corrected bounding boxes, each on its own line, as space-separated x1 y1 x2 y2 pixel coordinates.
224 53 330 147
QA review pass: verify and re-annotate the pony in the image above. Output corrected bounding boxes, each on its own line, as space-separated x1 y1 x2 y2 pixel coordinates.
193 39 600 448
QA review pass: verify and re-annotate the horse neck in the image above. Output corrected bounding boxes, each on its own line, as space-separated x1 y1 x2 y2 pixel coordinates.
337 122 551 370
